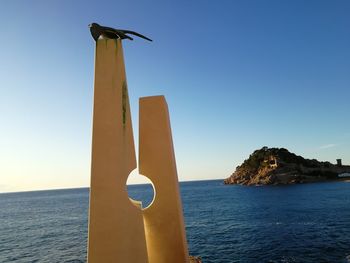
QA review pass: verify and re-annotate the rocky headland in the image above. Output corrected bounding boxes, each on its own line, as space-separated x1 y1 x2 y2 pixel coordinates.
224 147 350 186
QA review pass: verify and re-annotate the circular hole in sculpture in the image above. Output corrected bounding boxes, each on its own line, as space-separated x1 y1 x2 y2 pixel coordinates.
126 170 155 209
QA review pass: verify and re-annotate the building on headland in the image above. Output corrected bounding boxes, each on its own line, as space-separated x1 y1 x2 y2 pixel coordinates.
269 156 278 169
337 159 342 167
262 155 278 169
336 159 350 178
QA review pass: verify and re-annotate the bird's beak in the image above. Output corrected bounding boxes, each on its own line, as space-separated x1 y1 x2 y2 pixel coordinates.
88 24 92 28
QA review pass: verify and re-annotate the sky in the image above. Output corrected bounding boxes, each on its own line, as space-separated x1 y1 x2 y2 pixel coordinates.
0 0 349 192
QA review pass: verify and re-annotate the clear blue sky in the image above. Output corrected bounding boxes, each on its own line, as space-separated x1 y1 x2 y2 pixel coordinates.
1 0 349 192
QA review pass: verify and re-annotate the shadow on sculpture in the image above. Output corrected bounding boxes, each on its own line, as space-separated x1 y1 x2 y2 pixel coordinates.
87 24 190 263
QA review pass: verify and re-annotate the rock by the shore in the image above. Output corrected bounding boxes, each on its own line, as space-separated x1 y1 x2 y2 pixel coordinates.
189 256 202 263
224 147 350 186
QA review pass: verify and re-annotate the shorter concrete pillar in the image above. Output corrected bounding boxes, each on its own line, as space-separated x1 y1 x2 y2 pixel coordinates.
140 96 190 263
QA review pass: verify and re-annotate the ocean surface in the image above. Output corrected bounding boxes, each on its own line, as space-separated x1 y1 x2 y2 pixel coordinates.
1 180 350 263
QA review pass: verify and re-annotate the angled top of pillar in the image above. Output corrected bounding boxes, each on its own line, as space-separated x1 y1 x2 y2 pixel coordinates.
88 22 152 42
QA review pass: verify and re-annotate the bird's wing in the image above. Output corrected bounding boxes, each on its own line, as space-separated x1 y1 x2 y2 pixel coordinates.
120 30 152 42
104 28 133 41
96 25 151 42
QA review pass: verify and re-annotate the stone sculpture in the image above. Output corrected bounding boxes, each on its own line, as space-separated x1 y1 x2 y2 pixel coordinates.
87 25 189 263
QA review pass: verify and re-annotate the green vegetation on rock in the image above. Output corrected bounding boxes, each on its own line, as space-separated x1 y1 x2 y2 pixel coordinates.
224 147 348 186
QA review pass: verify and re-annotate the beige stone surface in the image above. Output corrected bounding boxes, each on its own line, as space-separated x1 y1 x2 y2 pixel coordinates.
87 39 148 263
140 96 189 263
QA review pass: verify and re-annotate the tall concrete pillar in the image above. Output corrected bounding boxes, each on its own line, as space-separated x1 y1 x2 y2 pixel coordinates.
87 38 148 263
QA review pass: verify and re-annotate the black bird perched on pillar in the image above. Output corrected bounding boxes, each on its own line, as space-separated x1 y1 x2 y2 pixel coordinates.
89 23 152 42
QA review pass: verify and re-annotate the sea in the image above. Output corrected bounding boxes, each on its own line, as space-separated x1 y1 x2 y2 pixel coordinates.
1 179 350 263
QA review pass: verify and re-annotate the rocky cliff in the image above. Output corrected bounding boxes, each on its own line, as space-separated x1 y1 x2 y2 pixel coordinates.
224 147 350 186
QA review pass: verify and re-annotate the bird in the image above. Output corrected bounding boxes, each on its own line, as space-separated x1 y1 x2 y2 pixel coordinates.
88 23 152 42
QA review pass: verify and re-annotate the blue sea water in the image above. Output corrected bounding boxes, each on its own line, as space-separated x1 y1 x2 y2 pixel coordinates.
1 180 350 263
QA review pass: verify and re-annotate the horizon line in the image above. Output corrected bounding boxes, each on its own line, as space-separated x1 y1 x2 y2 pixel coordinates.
0 178 224 195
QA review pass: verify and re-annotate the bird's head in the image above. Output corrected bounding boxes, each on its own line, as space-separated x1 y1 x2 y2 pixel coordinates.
88 23 100 28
